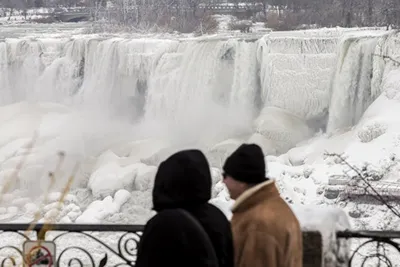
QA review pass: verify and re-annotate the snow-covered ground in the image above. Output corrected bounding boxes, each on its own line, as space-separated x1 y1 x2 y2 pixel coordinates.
0 22 400 265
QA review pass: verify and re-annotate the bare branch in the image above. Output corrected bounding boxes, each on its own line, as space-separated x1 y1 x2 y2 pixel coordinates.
325 152 400 218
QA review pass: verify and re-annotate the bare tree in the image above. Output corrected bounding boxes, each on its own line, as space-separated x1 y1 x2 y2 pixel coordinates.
81 0 400 32
0 0 25 20
367 0 373 25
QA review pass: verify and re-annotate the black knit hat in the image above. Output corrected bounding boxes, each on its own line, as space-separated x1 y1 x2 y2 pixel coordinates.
223 143 267 184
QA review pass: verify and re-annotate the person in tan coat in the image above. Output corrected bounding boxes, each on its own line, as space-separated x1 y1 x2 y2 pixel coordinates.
222 144 303 267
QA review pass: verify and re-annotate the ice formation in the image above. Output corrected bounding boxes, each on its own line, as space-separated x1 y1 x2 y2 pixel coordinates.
0 25 399 244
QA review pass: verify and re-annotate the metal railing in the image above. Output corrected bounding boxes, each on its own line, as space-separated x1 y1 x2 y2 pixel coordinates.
337 230 400 266
0 224 144 267
1 223 400 267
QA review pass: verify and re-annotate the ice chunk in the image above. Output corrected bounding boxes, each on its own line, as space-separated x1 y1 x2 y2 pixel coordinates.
254 107 313 154
76 190 130 223
88 162 136 198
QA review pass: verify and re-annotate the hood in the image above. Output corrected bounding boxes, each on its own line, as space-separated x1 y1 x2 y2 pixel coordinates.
152 149 212 212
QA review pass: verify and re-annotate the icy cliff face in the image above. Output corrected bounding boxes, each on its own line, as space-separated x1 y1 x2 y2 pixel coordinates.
258 36 338 120
253 35 338 154
327 31 397 133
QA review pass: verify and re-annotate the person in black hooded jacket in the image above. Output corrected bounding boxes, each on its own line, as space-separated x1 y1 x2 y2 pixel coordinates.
135 149 234 267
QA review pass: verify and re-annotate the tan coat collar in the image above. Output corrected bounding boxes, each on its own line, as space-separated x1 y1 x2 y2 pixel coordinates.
232 179 278 213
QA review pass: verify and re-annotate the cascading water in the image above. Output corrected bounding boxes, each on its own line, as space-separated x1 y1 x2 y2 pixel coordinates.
144 39 259 146
257 36 338 120
327 32 388 133
0 36 264 194
0 42 10 103
251 35 339 154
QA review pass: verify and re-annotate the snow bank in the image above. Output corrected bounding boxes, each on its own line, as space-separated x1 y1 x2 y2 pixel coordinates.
76 189 130 223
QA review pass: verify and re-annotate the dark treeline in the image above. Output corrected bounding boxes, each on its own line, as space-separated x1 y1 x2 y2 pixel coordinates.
1 0 399 29
262 0 400 28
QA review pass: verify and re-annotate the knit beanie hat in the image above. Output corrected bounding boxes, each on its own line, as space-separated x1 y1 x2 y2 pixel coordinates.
223 143 267 184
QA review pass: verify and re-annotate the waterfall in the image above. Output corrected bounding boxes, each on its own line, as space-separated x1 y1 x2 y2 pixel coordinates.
0 41 11 104
144 39 259 145
257 36 338 121
0 30 399 160
327 34 382 133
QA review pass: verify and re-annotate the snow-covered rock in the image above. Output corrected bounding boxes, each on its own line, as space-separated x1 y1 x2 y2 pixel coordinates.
24 203 39 215
247 133 277 156
76 189 131 224
254 107 314 155
140 146 177 166
207 139 243 168
93 150 120 171
88 162 137 198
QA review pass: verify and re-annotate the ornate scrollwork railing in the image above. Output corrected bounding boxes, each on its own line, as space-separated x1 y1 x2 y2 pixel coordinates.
0 224 144 267
337 230 400 267
3 224 400 267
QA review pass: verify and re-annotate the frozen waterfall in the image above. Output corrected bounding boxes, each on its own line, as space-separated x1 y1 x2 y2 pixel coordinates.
0 30 399 195
327 31 398 133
